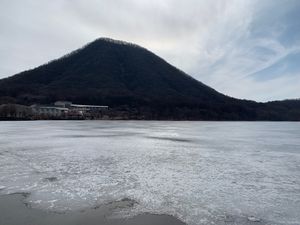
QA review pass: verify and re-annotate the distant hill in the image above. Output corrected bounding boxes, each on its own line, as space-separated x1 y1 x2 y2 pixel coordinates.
0 38 299 120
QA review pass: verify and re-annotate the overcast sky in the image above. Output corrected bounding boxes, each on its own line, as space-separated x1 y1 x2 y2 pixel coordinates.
1 0 299 102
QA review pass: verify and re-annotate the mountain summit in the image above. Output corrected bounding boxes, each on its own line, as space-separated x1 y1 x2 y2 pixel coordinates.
0 38 299 120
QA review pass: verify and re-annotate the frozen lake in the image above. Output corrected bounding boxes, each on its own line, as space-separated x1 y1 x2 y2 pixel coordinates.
0 121 299 225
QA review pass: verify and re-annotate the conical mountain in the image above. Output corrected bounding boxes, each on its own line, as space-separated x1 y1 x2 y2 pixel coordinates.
0 38 299 120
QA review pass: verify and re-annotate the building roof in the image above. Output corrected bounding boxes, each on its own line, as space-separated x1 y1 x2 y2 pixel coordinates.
70 104 108 108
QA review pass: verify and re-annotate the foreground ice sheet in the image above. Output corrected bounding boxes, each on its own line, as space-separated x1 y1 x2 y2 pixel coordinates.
0 121 299 225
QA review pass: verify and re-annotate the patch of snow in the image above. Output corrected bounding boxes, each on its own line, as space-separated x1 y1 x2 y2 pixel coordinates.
248 216 261 222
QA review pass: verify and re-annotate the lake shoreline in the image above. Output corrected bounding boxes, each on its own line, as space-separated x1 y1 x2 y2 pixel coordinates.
0 193 186 225
1 118 299 122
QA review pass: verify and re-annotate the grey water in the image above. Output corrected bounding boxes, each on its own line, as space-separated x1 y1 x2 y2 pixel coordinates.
0 121 299 225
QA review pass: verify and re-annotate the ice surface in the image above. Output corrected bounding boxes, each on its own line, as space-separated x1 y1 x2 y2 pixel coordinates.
0 121 299 225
